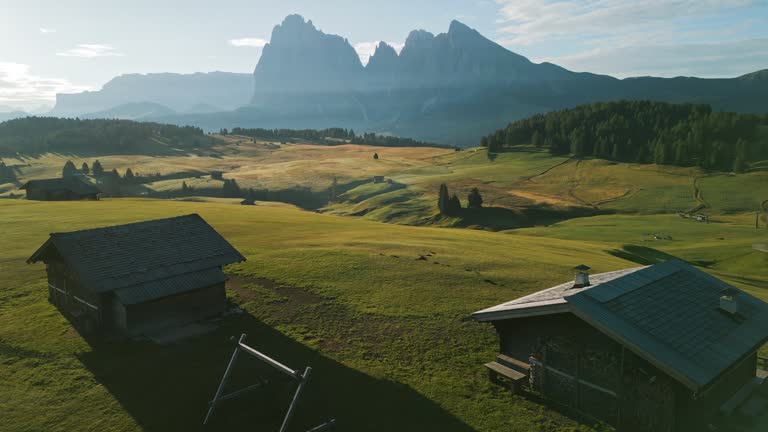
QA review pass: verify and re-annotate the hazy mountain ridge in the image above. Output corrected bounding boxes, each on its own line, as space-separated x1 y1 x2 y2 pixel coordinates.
51 71 253 117
47 15 768 146
83 102 177 121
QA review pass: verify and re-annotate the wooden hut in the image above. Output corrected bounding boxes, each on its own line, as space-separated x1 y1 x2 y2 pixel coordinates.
27 214 245 335
372 176 385 184
22 177 101 201
473 260 768 431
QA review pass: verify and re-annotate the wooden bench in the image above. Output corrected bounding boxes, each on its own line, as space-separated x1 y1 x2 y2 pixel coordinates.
485 361 527 394
496 354 531 372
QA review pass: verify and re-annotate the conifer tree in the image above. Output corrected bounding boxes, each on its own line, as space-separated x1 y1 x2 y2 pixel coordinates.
438 183 450 215
62 160 77 178
92 160 104 177
81 162 90 175
448 194 462 215
467 188 483 209
531 130 543 148
733 138 748 173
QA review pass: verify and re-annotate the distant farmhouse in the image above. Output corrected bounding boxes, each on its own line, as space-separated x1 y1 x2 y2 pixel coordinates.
372 176 385 184
28 214 245 335
22 177 101 201
473 260 768 431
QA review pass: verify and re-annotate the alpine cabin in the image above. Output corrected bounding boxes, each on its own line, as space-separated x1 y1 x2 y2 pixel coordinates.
27 214 245 335
473 260 768 431
22 177 101 201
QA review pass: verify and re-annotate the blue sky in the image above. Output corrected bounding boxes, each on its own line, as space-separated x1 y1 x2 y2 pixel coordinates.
2 0 767 111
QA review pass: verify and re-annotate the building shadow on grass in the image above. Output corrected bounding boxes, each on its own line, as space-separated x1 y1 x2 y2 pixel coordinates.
77 313 477 432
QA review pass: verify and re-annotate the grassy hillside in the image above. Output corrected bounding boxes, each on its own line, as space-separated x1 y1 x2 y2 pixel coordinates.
1 199 766 431
2 137 766 229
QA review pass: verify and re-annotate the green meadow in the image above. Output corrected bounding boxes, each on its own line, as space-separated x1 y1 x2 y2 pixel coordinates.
1 198 766 431
2 137 768 431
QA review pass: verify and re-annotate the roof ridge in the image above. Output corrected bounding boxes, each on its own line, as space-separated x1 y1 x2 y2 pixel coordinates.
50 213 201 236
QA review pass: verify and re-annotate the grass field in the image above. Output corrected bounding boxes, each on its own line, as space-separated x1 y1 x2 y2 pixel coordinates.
1 198 766 431
5 140 767 229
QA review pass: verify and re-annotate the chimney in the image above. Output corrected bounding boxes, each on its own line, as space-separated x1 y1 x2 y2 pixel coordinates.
719 292 739 315
573 264 591 288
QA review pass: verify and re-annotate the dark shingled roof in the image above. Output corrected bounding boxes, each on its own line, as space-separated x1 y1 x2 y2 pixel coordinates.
115 267 227 305
28 214 245 300
474 260 768 392
22 177 101 195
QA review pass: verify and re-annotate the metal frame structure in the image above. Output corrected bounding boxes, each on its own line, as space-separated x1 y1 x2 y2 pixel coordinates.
203 334 335 432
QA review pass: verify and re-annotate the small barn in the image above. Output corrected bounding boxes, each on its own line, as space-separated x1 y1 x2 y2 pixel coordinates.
22 177 101 201
473 260 768 431
27 214 245 335
372 176 385 184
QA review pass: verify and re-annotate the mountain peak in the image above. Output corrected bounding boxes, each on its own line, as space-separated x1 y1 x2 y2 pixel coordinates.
367 42 399 74
373 41 397 57
253 15 364 101
270 14 323 45
280 14 313 29
448 19 472 34
404 29 435 48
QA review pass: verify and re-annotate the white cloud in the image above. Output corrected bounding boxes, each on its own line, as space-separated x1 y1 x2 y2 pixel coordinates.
494 0 767 77
535 38 768 78
354 41 405 65
228 38 268 48
56 44 124 58
494 0 761 46
39 28 56 34
0 62 92 110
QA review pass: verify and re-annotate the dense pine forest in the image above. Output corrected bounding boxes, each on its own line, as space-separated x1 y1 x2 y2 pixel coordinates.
229 127 451 148
481 101 768 172
0 117 212 155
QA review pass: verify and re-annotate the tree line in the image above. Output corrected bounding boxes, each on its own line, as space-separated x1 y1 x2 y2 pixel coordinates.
61 158 254 200
480 101 768 172
228 127 453 149
0 117 211 155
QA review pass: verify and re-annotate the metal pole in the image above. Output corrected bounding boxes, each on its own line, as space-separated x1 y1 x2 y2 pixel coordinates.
305 419 336 432
209 381 267 405
238 342 300 379
203 334 246 425
279 367 312 432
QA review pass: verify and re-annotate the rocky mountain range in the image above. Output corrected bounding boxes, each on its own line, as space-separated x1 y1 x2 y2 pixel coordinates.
50 71 253 117
47 15 768 146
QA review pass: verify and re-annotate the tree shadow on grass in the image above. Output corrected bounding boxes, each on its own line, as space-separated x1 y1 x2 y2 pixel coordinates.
77 313 477 432
454 205 604 231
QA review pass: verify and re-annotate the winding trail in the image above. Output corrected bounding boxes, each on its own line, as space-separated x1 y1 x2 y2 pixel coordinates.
522 157 575 183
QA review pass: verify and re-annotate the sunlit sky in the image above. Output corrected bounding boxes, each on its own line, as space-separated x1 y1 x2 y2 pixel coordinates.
2 0 767 111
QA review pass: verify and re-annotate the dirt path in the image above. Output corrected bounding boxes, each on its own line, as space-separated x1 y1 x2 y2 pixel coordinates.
522 157 575 183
